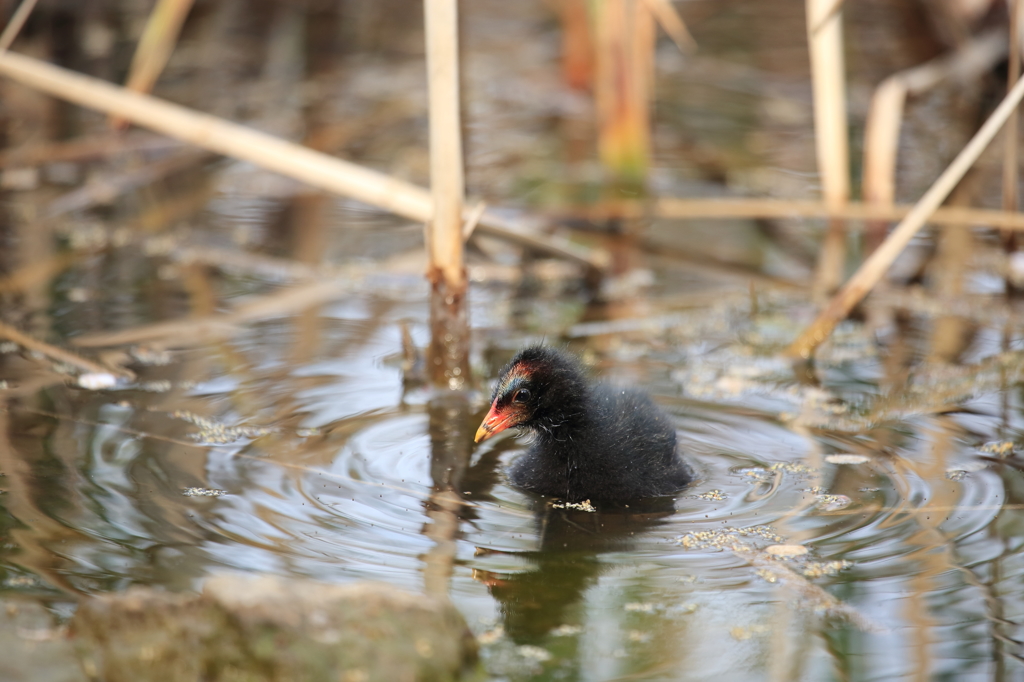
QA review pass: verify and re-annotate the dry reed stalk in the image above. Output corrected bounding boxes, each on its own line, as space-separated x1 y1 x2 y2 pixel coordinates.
112 0 195 129
481 210 608 269
788 72 1024 359
422 0 473 582
639 0 696 54
594 0 654 186
0 50 606 270
807 0 845 34
424 0 471 392
424 0 465 290
461 200 487 240
1003 0 1021 263
805 0 850 299
815 225 847 296
0 320 127 377
655 197 1024 230
862 28 1007 251
861 77 905 251
0 0 38 51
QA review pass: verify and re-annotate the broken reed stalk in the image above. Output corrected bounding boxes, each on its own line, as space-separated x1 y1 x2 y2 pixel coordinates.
0 50 605 271
424 0 470 392
787 72 1024 359
862 28 1007 252
0 0 38 51
112 0 196 128
1004 0 1021 265
805 0 850 300
639 0 697 54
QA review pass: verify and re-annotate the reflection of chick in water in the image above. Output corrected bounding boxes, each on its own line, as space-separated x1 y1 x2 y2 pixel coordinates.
474 499 676 643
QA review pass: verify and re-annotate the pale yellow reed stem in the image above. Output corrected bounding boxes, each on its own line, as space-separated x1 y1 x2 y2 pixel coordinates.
0 0 39 51
789 72 1024 358
424 0 465 289
805 0 850 299
655 197 1024 230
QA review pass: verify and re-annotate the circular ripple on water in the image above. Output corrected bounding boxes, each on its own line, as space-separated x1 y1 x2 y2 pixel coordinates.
193 409 535 590
802 454 1007 578
189 394 1010 608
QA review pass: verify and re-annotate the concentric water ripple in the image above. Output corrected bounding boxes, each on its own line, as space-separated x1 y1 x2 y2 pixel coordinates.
7 291 1024 681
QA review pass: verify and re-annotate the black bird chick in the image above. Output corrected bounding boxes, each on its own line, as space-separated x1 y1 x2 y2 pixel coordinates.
474 346 693 503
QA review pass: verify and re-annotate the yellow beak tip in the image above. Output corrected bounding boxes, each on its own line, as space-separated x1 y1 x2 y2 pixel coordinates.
474 425 489 443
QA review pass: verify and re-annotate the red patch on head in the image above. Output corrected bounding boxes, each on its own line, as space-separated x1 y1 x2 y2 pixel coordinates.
502 361 533 384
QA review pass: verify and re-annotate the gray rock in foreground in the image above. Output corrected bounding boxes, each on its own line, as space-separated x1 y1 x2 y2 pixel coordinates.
73 576 479 682
0 599 85 682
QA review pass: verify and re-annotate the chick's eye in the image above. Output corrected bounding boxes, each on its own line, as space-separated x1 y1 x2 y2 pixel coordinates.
512 388 531 404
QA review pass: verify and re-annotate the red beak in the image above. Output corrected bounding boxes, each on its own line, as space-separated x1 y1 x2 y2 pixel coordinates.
474 401 516 443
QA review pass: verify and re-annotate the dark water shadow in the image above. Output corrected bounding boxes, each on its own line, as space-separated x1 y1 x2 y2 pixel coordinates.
476 496 677 644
